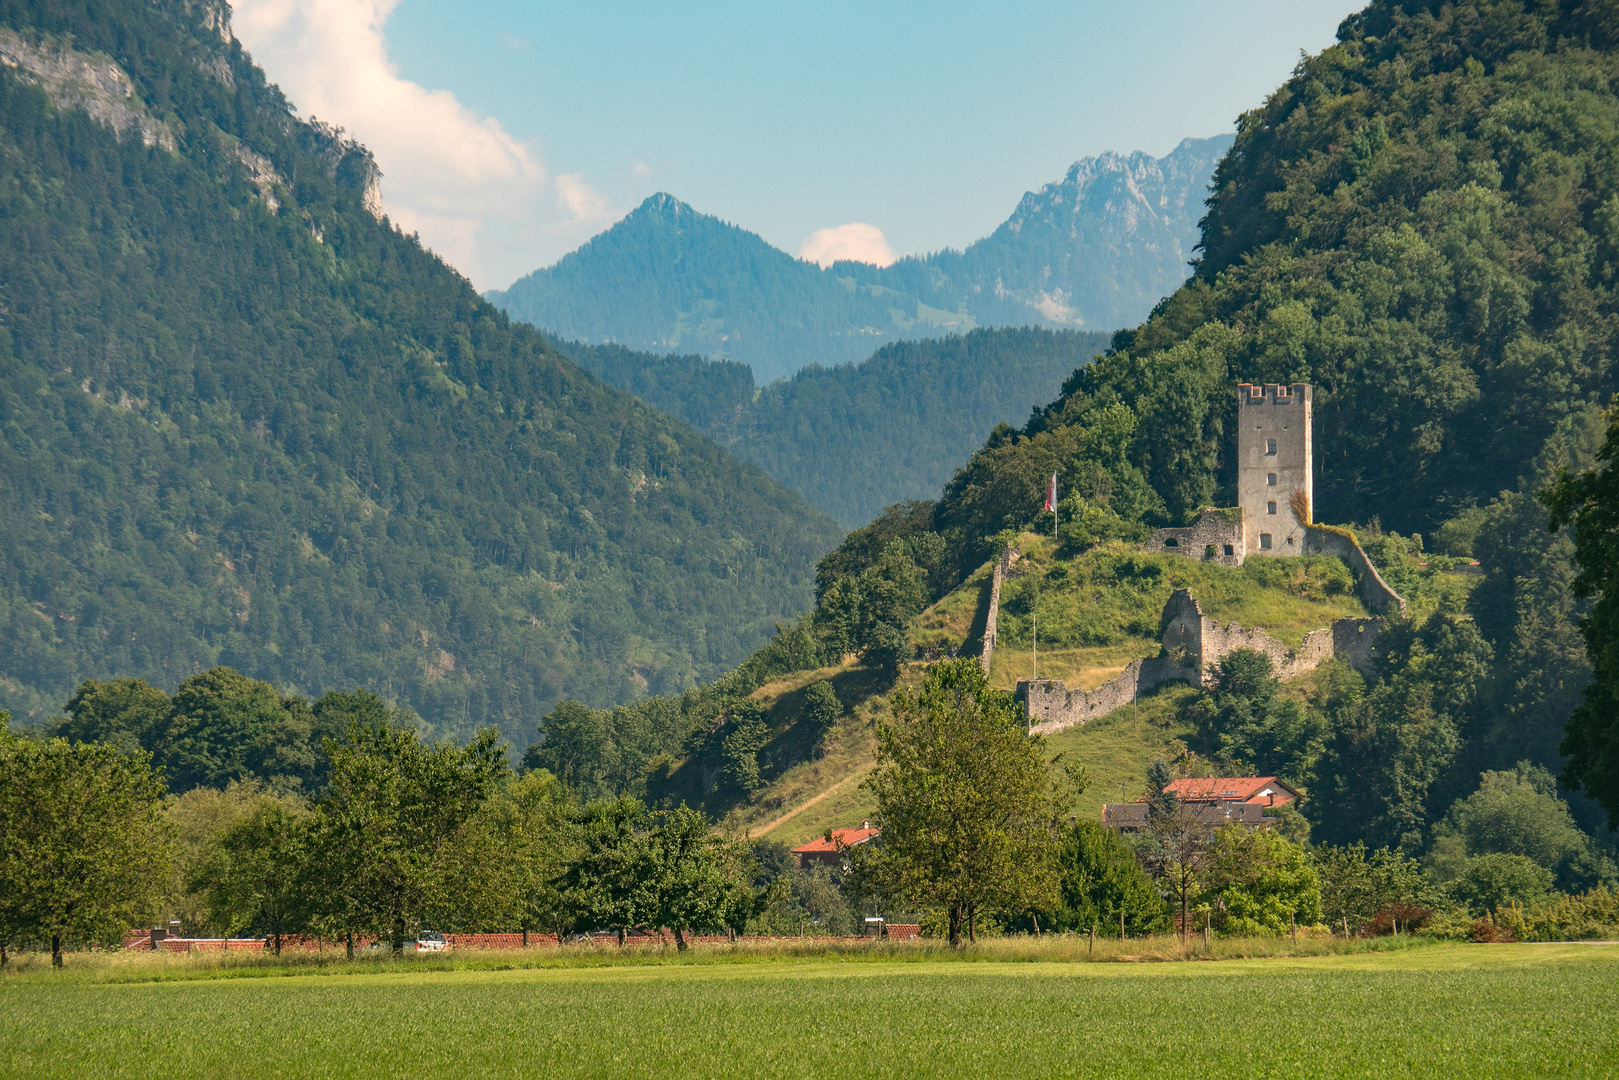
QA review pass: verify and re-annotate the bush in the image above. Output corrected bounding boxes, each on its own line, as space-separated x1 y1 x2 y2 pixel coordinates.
1364 903 1433 936
1475 885 1619 942
1451 853 1554 914
1200 825 1321 935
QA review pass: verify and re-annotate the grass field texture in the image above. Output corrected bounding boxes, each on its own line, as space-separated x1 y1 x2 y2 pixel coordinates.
4 944 1614 1078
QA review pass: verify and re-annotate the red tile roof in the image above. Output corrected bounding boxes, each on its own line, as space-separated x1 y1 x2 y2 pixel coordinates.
792 826 880 854
1161 776 1300 805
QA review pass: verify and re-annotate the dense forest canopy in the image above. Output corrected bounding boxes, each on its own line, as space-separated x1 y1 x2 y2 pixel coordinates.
555 328 1111 528
0 0 842 742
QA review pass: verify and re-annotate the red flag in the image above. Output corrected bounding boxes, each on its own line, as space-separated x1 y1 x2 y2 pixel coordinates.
1043 472 1057 513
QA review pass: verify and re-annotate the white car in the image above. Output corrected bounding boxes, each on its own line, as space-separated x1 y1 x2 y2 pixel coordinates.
411 931 449 952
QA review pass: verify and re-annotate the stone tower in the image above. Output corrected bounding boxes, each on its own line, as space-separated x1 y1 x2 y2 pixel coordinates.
1236 382 1311 557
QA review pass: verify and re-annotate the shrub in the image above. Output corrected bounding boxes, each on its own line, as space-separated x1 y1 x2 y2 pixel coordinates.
1365 903 1433 936
1451 853 1554 914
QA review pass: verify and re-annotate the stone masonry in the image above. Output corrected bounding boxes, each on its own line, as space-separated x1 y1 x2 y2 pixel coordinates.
1238 382 1312 556
1141 508 1244 566
1019 587 1383 736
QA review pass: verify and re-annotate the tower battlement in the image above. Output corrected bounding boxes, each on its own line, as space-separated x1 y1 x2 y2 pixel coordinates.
1238 382 1312 406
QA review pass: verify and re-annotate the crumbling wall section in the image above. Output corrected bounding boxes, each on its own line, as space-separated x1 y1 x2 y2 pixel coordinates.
1143 509 1244 566
1332 617 1384 677
1021 586 1386 734
979 548 1010 676
1304 525 1406 615
1024 656 1197 736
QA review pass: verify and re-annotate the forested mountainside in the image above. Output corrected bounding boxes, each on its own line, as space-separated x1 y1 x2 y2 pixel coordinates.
516 0 1619 858
487 141 1223 382
993 2 1619 538
555 328 1111 527
907 0 1619 830
0 0 842 741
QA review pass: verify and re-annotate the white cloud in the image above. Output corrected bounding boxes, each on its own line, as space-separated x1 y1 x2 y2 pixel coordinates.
555 173 609 221
230 0 610 290
799 223 898 268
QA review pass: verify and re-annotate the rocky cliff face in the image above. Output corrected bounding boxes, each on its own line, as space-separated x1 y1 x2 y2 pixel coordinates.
907 134 1235 332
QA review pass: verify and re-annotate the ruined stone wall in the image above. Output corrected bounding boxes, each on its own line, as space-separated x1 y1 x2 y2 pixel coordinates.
1143 509 1244 566
1024 656 1198 736
1021 586 1385 733
979 548 1010 675
1304 525 1406 615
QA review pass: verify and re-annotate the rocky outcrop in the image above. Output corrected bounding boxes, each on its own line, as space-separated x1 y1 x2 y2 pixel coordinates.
0 29 175 151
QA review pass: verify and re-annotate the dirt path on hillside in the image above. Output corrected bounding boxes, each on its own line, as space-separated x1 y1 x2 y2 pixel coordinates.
749 767 871 837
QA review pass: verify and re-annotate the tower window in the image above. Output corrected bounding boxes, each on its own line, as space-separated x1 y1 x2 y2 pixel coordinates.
1267 473 1277 486
1223 544 1234 556
1259 533 1273 550
1265 438 1277 455
1267 501 1277 515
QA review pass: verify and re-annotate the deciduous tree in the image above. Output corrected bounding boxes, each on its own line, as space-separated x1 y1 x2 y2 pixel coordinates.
306 724 508 950
0 734 174 966
1545 409 1619 828
1199 825 1321 935
195 802 310 953
856 658 1063 947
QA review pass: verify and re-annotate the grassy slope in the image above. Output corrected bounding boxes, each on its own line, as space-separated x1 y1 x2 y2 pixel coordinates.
3 946 1614 1078
727 534 1370 848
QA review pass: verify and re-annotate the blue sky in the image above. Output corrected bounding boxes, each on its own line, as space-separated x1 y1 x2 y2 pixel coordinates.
233 0 1359 290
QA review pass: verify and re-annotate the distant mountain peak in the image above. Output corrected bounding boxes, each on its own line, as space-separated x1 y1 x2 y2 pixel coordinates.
489 135 1234 378
636 191 696 219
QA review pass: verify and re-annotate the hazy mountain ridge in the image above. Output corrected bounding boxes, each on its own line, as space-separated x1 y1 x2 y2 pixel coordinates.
853 135 1234 333
488 138 1229 381
552 328 1112 527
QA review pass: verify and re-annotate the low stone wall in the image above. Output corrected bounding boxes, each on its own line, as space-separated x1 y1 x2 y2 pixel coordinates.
1304 525 1406 615
120 930 923 952
1143 509 1244 566
1023 655 1199 736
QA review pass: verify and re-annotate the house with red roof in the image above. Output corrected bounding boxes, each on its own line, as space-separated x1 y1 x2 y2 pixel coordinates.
791 821 879 868
1162 776 1301 808
1102 776 1302 833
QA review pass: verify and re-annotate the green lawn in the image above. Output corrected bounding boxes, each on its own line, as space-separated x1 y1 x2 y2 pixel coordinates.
3 944 1614 1078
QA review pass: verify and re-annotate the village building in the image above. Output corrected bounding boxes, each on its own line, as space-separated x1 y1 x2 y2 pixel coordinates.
1101 776 1300 833
791 822 879 869
1163 775 1301 808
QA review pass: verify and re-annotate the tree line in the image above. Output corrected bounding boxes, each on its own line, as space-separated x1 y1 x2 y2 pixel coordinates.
19 656 1611 968
0 708 779 965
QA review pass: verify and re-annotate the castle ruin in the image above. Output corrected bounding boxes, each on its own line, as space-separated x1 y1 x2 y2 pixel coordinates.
1015 381 1405 734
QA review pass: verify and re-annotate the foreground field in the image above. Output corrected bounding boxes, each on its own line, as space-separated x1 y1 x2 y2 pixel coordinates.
2 944 1614 1078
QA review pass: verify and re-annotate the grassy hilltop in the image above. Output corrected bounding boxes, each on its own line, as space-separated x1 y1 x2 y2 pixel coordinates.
715 534 1390 848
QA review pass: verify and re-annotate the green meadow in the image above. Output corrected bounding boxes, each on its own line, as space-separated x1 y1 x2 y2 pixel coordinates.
2 943 1614 1078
